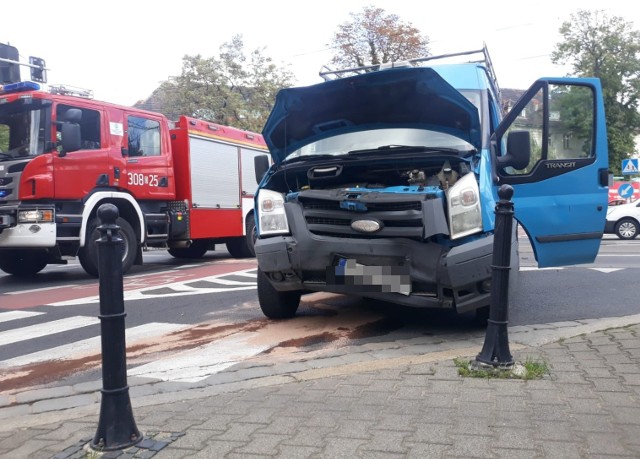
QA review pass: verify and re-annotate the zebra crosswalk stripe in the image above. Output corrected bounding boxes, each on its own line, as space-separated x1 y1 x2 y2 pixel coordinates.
0 322 187 369
0 311 44 324
128 332 270 383
0 316 99 346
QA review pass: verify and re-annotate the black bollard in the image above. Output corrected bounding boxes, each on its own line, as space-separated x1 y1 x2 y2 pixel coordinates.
91 203 142 451
474 184 515 368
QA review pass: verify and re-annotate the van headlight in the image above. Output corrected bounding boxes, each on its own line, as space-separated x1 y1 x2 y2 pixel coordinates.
257 189 289 236
446 172 483 240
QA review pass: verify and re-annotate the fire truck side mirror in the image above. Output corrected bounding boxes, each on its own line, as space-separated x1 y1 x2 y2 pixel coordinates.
29 56 47 83
60 123 81 156
254 155 270 183
0 43 20 84
57 108 82 157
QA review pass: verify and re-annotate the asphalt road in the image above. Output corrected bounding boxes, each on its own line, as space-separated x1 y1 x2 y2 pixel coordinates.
511 234 640 325
0 234 638 392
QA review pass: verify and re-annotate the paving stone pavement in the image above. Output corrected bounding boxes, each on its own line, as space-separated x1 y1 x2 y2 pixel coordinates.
1 318 640 458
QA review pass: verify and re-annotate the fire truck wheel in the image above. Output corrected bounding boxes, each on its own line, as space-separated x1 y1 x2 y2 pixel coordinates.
225 214 257 258
0 250 48 276
167 240 208 259
79 217 137 277
246 214 257 257
257 268 301 319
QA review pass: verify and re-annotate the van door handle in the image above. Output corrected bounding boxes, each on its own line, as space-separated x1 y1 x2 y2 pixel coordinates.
599 168 609 187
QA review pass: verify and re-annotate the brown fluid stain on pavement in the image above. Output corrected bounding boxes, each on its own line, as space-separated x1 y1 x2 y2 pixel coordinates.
0 354 102 393
2 293 404 394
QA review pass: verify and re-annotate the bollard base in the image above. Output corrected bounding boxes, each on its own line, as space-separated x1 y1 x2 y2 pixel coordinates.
475 318 514 367
91 388 143 451
469 359 515 372
468 360 527 379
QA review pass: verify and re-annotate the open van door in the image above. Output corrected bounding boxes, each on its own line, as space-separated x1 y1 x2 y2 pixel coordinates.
492 78 609 267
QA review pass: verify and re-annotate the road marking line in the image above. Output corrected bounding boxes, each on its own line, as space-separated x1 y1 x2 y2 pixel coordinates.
187 278 256 286
519 267 565 271
48 268 258 306
230 271 257 278
0 311 44 324
5 284 80 295
0 316 98 346
0 322 187 369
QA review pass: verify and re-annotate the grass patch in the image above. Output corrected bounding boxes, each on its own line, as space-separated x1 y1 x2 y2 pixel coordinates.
454 356 549 380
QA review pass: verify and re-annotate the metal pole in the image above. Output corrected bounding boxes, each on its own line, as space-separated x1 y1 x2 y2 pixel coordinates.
91 203 142 451
474 184 515 368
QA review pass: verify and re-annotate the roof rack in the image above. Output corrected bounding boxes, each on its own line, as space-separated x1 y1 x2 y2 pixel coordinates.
319 43 501 103
49 84 94 99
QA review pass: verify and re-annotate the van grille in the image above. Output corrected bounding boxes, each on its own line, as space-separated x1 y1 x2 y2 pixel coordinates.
298 195 427 239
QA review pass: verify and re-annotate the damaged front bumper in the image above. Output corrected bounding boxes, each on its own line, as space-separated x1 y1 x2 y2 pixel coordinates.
255 204 497 313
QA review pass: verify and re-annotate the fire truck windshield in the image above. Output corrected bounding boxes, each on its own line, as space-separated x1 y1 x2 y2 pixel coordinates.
0 102 49 160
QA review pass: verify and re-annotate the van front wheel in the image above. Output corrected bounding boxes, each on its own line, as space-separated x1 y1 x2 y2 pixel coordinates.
257 268 301 319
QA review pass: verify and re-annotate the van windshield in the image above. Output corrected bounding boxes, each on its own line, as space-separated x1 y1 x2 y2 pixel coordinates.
284 128 475 161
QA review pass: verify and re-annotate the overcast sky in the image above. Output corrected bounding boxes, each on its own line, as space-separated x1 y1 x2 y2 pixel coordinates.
2 1 639 106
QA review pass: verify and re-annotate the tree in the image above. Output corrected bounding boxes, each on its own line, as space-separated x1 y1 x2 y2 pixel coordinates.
329 6 430 71
552 9 640 174
0 125 8 152
150 35 295 133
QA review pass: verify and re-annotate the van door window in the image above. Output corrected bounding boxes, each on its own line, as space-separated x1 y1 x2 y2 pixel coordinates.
502 84 594 176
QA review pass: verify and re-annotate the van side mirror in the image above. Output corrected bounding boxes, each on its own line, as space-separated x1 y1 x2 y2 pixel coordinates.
255 155 270 183
496 130 531 171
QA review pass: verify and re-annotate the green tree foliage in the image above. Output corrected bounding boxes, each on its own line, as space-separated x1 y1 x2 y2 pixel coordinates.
0 125 8 151
152 35 295 133
552 85 594 157
329 6 430 70
552 9 640 174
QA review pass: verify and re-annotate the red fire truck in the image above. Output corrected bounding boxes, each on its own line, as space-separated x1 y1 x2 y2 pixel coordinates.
0 43 268 277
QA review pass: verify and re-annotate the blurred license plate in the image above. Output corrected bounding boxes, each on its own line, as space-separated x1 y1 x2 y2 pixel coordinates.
327 258 411 295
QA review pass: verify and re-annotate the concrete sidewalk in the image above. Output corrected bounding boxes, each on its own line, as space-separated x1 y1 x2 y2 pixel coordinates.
1 315 640 458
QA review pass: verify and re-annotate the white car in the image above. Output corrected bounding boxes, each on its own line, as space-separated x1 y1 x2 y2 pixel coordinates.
605 201 640 239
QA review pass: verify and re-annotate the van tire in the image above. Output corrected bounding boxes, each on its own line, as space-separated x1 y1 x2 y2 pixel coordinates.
257 268 301 319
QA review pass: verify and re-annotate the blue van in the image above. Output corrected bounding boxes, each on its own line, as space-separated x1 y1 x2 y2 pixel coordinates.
253 47 609 319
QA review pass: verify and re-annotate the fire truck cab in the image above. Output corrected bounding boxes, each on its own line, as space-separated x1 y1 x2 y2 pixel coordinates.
0 44 267 277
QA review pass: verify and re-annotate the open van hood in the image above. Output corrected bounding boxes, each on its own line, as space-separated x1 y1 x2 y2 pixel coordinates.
262 67 481 165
